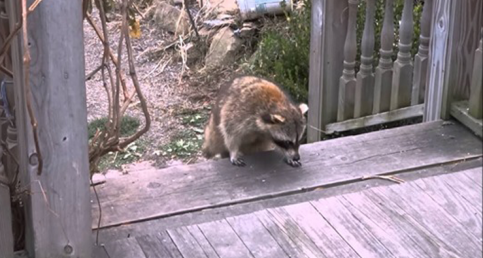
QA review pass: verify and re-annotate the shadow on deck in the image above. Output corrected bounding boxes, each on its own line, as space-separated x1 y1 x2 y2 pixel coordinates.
91 121 483 258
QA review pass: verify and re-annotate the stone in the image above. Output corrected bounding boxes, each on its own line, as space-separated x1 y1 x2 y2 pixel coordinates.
237 22 256 38
207 0 239 14
153 2 190 35
205 27 243 68
183 42 202 65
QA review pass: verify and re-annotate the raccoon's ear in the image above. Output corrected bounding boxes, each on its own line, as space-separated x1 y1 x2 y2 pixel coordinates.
261 113 286 124
299 103 309 115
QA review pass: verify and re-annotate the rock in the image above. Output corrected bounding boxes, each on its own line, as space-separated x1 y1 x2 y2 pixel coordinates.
205 27 243 68
203 19 235 29
207 0 239 14
153 2 190 35
183 42 202 65
236 22 257 38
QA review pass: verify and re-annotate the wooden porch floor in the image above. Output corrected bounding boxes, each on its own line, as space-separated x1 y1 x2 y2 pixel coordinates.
91 121 483 258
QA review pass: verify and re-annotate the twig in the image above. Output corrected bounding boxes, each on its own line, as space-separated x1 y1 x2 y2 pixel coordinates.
0 21 21 66
361 175 405 184
91 179 102 245
143 56 170 79
132 2 145 19
27 0 43 14
21 0 43 175
0 66 12 78
153 56 172 78
114 0 127 138
183 0 199 40
87 0 151 173
85 14 130 100
118 0 151 148
177 35 188 85
85 64 105 80
309 125 330 134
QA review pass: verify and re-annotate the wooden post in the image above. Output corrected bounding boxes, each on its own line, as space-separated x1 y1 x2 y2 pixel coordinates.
337 0 358 122
411 0 433 105
468 28 483 119
373 0 394 114
424 0 483 121
0 183 13 258
355 0 376 118
307 0 348 142
7 0 92 257
391 0 414 110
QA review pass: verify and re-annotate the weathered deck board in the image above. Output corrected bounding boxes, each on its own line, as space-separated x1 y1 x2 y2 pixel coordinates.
101 167 482 258
335 195 430 258
340 192 453 258
166 227 211 258
368 186 482 257
92 245 109 258
443 168 483 209
184 225 220 258
91 121 483 228
413 172 482 241
226 214 289 258
311 197 395 258
280 202 359 258
255 209 324 258
136 233 183 258
94 158 482 243
103 238 147 258
462 167 483 187
197 220 254 258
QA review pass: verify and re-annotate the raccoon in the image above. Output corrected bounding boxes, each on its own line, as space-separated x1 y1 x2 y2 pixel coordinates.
202 75 309 167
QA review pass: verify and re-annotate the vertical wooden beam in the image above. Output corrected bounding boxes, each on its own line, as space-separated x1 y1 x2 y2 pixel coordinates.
7 0 92 257
411 0 433 105
449 1 483 101
424 0 483 121
391 0 414 110
0 183 14 258
337 0 358 122
468 28 483 119
307 0 348 142
424 0 450 121
373 0 394 114
354 0 375 118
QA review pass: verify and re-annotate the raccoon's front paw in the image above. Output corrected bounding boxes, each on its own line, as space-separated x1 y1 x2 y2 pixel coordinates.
230 157 246 166
285 158 302 167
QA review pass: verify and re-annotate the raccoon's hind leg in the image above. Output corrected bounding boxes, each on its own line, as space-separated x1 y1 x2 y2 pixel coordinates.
224 136 245 166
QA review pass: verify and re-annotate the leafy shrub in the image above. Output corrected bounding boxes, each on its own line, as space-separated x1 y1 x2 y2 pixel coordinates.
244 0 311 103
246 0 424 104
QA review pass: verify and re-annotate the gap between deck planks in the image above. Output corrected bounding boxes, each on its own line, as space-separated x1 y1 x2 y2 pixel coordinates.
99 167 483 258
91 121 483 229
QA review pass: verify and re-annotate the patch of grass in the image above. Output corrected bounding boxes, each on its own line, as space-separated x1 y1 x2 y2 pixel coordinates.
88 116 140 139
159 130 203 159
98 140 147 170
158 108 209 160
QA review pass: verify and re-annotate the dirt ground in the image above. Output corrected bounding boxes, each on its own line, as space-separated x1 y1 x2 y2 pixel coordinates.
83 7 235 172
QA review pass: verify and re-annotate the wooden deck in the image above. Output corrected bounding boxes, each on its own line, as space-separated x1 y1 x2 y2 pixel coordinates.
91 121 483 258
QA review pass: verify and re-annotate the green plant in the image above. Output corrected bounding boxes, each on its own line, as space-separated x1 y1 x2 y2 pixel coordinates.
244 0 311 103
88 115 140 139
158 108 208 160
98 140 147 170
159 130 203 159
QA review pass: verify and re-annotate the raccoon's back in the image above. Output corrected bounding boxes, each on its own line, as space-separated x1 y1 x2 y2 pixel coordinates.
216 76 288 115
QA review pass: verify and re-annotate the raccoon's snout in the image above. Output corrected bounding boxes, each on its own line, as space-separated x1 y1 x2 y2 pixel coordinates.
292 153 300 161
